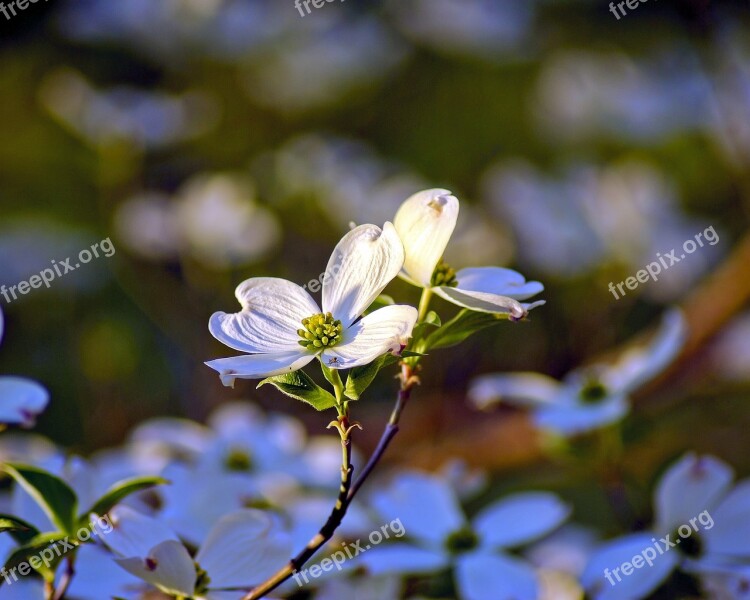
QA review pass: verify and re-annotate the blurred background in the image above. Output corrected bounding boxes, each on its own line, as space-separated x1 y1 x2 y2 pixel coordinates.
1 0 750 531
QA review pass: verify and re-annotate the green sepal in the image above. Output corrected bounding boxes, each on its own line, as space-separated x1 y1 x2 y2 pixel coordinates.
422 309 511 351
1 464 78 535
258 370 338 411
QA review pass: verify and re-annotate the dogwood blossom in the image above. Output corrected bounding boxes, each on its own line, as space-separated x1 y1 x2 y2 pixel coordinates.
469 309 686 436
582 453 750 600
393 189 544 319
101 505 291 600
359 471 570 600
0 309 49 428
206 223 417 386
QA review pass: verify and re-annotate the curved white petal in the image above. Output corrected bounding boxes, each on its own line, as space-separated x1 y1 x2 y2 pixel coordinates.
687 558 750 599
604 309 687 394
68 543 143 600
469 373 562 410
581 534 678 600
116 539 196 597
357 544 449 576
0 377 49 427
394 188 459 287
474 492 570 549
370 471 465 547
322 223 404 327
196 509 292 588
209 278 319 354
454 267 545 301
205 351 315 386
534 395 629 437
321 305 418 369
103 505 180 558
703 479 750 559
455 551 538 600
433 285 530 319
654 453 733 534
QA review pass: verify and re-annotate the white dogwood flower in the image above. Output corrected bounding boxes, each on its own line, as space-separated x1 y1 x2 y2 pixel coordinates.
102 505 291 600
206 223 418 386
393 189 544 319
469 309 686 436
0 309 48 428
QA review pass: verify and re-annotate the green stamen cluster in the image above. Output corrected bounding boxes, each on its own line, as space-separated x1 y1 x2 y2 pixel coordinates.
579 379 608 404
194 563 211 595
445 527 480 554
298 312 343 350
224 447 253 472
431 259 458 288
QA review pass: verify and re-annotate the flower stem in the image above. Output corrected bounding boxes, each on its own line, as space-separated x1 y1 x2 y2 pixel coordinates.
242 364 419 600
417 287 433 323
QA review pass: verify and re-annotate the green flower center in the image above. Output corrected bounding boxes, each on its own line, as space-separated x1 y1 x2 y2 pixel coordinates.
194 563 211 595
224 447 253 472
430 259 458 288
298 313 343 350
445 527 480 554
579 379 608 404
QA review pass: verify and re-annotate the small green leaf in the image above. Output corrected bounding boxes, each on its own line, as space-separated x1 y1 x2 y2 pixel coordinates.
3 531 69 583
80 476 168 525
344 354 397 401
400 350 428 358
0 514 39 546
1 464 78 535
258 371 338 411
423 309 511 350
412 310 442 340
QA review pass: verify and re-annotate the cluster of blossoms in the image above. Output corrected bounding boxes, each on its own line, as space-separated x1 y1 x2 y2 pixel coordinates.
1 189 747 600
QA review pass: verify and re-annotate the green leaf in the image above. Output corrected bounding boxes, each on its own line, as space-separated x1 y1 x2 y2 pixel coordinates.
400 350 428 358
258 371 338 411
422 309 511 351
80 476 168 524
344 354 397 401
1 464 78 535
412 310 442 340
0 514 39 546
3 531 69 583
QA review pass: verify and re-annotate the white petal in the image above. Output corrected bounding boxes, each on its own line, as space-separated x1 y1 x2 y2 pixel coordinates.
0 377 49 427
357 544 449 576
370 472 465 547
321 305 418 369
394 188 459 287
205 351 316 386
433 285 530 319
66 543 143 600
687 558 750 599
103 505 180 558
196 509 292 588
209 278 319 353
454 267 544 301
534 395 629 436
654 453 733 534
581 533 678 600
322 223 404 327
116 539 196 597
604 309 687 394
474 492 570 549
469 373 561 410
455 551 538 600
703 479 750 558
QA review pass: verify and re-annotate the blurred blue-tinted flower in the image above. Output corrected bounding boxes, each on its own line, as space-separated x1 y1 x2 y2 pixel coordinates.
470 310 686 436
361 471 570 600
